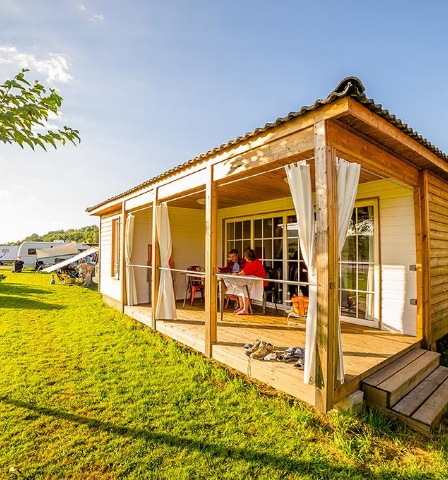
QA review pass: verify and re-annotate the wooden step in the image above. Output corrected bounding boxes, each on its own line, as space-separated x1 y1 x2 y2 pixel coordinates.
362 349 440 408
392 366 448 416
391 366 448 435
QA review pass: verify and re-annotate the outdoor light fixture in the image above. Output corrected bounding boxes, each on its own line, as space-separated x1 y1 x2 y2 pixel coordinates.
196 198 206 205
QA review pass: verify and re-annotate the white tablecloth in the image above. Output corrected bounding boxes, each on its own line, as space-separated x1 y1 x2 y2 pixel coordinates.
225 276 264 302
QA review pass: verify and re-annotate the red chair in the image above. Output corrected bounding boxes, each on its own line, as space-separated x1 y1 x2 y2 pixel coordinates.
183 266 205 307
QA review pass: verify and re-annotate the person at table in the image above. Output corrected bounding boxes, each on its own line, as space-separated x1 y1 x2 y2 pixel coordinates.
218 249 246 311
230 248 268 315
218 249 246 274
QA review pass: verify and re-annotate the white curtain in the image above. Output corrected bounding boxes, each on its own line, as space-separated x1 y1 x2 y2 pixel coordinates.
285 159 360 386
155 203 177 320
125 213 138 306
336 159 361 384
285 161 317 385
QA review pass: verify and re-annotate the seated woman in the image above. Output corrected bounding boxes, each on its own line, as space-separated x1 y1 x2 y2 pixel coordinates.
226 248 267 315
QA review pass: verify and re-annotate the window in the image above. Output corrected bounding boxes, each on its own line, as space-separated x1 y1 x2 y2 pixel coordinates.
111 217 121 278
339 199 378 325
225 213 307 305
224 201 378 321
226 220 251 257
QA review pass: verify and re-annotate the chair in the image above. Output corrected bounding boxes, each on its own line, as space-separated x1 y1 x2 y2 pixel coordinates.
262 267 280 315
183 266 205 307
287 295 309 323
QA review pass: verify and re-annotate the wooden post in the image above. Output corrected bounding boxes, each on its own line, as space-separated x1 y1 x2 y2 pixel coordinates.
150 194 160 330
205 165 218 356
314 120 339 412
120 202 126 312
420 170 430 347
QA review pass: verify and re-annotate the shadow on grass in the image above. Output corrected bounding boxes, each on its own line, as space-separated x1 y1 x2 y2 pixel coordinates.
0 283 52 296
0 295 64 310
0 396 400 479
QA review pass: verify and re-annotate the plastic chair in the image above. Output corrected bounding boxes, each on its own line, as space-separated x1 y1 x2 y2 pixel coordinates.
183 265 205 307
287 294 309 323
262 267 280 314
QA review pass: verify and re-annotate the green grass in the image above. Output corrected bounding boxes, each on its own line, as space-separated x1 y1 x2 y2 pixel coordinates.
1 270 448 479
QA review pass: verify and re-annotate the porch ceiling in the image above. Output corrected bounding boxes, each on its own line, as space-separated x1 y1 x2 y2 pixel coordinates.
166 155 380 211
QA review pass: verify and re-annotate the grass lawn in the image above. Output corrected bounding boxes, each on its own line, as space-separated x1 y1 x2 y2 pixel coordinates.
1 269 448 479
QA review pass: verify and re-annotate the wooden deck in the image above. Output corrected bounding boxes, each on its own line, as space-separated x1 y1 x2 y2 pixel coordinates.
124 302 420 407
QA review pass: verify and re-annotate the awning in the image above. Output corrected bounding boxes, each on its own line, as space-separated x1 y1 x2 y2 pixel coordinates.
42 247 99 273
36 242 80 259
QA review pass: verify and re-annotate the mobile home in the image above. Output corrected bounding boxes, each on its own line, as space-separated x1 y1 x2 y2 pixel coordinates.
17 241 88 267
86 77 448 432
0 245 19 264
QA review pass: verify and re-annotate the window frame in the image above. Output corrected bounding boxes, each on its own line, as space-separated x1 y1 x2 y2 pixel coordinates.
111 216 121 279
339 197 380 327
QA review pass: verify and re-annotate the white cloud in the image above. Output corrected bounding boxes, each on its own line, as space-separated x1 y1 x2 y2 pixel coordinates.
0 45 73 84
90 14 105 22
78 3 104 23
0 189 13 199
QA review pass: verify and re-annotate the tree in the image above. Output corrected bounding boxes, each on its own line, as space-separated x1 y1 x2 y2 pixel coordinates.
0 69 80 150
20 225 99 244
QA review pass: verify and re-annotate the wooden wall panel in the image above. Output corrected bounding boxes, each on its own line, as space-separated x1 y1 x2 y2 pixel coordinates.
425 172 448 345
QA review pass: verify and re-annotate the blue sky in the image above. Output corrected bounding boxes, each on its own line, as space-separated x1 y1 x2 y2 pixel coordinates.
1 0 448 243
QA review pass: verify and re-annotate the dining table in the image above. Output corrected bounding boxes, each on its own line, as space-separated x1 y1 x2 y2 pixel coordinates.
217 273 264 320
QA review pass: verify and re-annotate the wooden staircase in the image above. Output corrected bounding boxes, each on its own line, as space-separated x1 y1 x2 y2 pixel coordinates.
362 349 448 435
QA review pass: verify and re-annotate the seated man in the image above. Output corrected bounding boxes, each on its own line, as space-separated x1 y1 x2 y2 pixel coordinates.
218 249 246 310
218 249 246 274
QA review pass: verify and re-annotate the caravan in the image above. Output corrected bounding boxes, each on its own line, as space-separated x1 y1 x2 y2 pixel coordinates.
0 245 19 264
16 241 89 267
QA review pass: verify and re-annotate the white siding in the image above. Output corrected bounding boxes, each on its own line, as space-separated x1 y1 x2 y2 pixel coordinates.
132 209 152 304
99 214 122 302
357 180 417 335
169 206 205 300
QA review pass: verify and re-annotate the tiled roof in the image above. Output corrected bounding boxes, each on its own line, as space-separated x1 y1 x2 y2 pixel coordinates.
87 76 447 212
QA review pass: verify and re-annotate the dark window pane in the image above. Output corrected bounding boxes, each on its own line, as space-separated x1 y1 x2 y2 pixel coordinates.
243 220 251 239
341 236 356 262
235 222 242 239
263 218 272 237
254 219 262 238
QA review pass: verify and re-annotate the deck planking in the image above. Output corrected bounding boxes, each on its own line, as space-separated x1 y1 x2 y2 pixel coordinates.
124 302 419 405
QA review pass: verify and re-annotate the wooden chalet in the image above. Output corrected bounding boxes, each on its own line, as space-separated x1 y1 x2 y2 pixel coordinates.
87 77 448 433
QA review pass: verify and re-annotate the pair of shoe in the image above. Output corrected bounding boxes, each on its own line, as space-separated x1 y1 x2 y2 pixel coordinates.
250 341 274 360
244 339 261 356
236 310 250 315
277 347 305 363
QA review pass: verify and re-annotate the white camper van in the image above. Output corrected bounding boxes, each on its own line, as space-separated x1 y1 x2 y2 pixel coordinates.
16 241 88 267
0 245 19 264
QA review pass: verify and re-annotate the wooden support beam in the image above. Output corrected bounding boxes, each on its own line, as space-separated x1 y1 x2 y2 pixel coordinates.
120 202 126 312
150 194 160 330
346 98 448 178
327 121 420 187
314 120 339 412
205 165 218 356
414 174 424 344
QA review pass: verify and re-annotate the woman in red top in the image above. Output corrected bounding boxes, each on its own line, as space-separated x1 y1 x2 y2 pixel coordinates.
234 248 267 315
